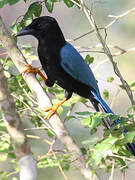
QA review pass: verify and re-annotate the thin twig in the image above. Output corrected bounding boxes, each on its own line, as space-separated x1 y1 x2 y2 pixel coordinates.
79 50 104 54
121 171 125 180
109 159 115 180
11 93 53 131
69 1 135 107
106 7 135 29
79 1 135 106
67 7 135 42
0 52 8 56
48 139 68 180
110 154 135 162
24 127 49 131
110 89 121 109
18 81 38 105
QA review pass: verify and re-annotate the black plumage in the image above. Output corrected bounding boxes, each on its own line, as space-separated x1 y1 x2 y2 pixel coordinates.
17 17 112 122
17 16 135 155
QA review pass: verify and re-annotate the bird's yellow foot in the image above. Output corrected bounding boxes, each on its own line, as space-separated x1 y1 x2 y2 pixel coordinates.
45 98 67 119
45 105 59 119
23 64 47 83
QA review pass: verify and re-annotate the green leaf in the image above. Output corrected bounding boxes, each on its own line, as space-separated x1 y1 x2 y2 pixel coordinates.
129 81 135 91
81 112 102 129
47 129 54 137
81 117 91 127
91 136 118 165
11 20 18 34
76 111 91 116
90 128 97 135
37 156 59 168
0 0 8 8
44 0 54 13
125 131 135 143
80 147 87 155
82 137 98 145
103 89 109 100
103 136 118 145
85 55 94 64
91 112 103 129
107 76 114 83
34 3 42 17
64 115 75 121
21 1 42 27
8 152 16 158
21 14 33 27
79 97 88 104
64 0 74 7
7 0 19 5
57 105 63 115
62 163 70 171
12 177 18 180
24 17 33 26
28 2 42 17
0 171 8 179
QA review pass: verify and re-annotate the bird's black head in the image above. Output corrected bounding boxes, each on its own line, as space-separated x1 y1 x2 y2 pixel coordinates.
17 16 65 45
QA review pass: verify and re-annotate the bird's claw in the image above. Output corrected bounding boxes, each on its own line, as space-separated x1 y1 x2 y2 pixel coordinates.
23 64 39 75
23 64 47 83
45 105 58 119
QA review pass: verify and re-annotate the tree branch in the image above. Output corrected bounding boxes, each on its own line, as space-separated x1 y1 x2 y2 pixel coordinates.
76 0 135 106
0 63 37 180
106 7 135 29
0 16 99 180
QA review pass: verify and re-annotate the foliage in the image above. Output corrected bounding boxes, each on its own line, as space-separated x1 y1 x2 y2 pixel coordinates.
1 0 80 32
1 48 135 178
0 0 135 179
37 154 70 170
76 112 135 170
85 55 94 64
103 89 109 100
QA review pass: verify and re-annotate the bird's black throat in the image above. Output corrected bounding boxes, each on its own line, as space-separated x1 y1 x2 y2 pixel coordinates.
38 24 66 49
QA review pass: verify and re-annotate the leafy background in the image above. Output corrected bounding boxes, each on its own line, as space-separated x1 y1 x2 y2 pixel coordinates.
1 0 135 179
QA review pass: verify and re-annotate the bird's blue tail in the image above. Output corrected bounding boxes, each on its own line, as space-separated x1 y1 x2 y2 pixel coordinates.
91 90 120 125
91 90 135 155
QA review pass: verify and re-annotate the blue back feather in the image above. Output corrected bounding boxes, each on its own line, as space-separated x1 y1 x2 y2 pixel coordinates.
91 90 113 113
91 90 120 124
60 43 135 155
60 42 100 96
60 42 120 125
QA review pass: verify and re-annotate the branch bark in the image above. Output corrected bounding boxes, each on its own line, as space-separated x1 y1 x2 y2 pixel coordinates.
82 3 135 106
0 16 99 180
0 63 37 180
70 0 135 106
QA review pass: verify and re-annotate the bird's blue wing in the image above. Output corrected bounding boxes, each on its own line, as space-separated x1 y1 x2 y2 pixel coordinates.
60 42 100 95
60 43 135 154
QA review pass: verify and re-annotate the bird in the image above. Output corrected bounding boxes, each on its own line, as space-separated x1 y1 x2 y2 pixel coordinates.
17 16 135 155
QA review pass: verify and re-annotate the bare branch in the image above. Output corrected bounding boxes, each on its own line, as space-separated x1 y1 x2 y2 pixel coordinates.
106 7 135 29
77 1 135 106
11 92 53 131
110 154 135 162
0 16 99 180
109 159 115 180
67 7 135 42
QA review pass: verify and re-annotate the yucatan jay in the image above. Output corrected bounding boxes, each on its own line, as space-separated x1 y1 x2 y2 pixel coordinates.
17 16 135 155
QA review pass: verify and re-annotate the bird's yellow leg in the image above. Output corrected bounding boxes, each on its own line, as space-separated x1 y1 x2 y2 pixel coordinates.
45 98 67 119
23 64 47 83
